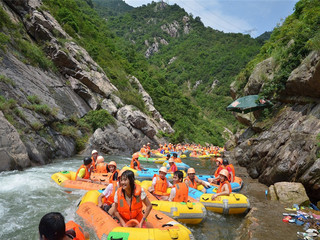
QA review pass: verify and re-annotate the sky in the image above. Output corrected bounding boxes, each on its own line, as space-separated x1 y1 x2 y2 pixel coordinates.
123 0 299 38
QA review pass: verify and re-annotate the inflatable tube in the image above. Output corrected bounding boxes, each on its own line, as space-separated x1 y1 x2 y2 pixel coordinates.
199 193 250 214
77 190 194 240
187 188 250 214
121 166 186 180
137 157 167 164
140 181 205 224
51 171 107 191
162 161 190 171
196 176 243 193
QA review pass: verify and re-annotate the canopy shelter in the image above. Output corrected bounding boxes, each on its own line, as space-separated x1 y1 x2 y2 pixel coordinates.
226 95 272 114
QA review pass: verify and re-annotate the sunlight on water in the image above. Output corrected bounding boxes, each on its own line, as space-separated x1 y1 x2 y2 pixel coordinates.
0 155 242 240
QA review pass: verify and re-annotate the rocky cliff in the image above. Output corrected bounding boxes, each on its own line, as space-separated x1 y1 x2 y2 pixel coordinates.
229 51 320 201
0 0 173 171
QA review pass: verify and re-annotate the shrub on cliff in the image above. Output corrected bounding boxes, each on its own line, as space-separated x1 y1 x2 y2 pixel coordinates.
80 109 115 131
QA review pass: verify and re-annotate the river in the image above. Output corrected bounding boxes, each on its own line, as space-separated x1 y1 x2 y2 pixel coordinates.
0 154 301 240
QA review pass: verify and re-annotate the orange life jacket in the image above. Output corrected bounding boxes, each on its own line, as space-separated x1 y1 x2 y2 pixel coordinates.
184 176 199 189
91 156 96 171
173 157 182 163
173 182 188 202
95 162 108 173
117 184 143 222
65 221 86 240
76 165 91 179
214 165 225 178
103 181 118 205
140 147 146 153
153 174 169 196
130 158 141 170
217 180 232 194
109 169 120 182
227 164 235 182
168 163 177 173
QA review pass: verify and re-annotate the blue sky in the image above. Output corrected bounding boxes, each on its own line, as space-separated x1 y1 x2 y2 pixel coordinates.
124 0 299 38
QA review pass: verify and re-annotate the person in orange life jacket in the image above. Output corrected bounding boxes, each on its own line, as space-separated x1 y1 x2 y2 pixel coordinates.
168 158 178 173
130 153 145 170
140 145 147 156
172 153 182 163
114 170 152 228
208 157 224 184
148 167 173 200
95 156 108 173
222 159 234 182
76 157 94 183
185 168 210 193
91 150 98 171
168 170 188 202
108 161 119 182
98 169 125 215
208 158 234 184
211 169 232 200
39 212 89 240
146 142 151 151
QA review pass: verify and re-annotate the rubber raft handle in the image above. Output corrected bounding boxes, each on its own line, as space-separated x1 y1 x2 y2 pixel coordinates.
155 214 163 220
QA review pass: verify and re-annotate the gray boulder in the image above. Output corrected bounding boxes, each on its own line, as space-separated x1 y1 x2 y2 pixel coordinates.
272 182 310 205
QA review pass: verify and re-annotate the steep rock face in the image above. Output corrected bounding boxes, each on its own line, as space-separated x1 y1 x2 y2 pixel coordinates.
0 0 173 171
285 51 320 98
231 51 320 200
0 111 30 171
244 57 275 95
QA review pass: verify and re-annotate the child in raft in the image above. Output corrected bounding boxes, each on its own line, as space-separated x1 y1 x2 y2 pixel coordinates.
98 169 124 215
148 167 173 200
114 170 152 228
168 170 188 202
211 169 232 200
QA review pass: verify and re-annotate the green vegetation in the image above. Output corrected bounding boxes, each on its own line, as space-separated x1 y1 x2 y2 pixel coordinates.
23 95 56 116
42 0 262 145
0 74 15 87
79 109 116 131
93 0 133 16
0 7 55 70
236 0 320 99
103 2 262 144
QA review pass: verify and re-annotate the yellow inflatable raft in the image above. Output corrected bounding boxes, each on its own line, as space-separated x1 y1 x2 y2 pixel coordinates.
51 171 107 191
77 190 194 240
139 181 206 224
199 193 250 214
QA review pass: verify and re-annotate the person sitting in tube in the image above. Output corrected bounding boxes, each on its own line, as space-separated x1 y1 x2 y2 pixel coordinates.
114 170 152 228
211 169 232 200
168 170 188 202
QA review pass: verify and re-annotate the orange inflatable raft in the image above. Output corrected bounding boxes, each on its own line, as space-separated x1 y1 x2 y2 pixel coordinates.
77 190 194 240
51 171 109 191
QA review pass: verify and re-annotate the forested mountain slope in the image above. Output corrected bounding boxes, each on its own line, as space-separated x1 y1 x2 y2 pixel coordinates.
0 0 173 171
94 1 263 144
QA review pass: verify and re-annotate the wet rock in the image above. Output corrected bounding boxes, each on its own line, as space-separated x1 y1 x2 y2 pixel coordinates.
85 121 154 155
235 207 259 240
268 185 277 200
273 182 310 205
0 111 31 171
232 103 320 200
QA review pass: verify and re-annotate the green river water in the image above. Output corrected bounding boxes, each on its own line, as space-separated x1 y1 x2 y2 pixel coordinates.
0 154 301 239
